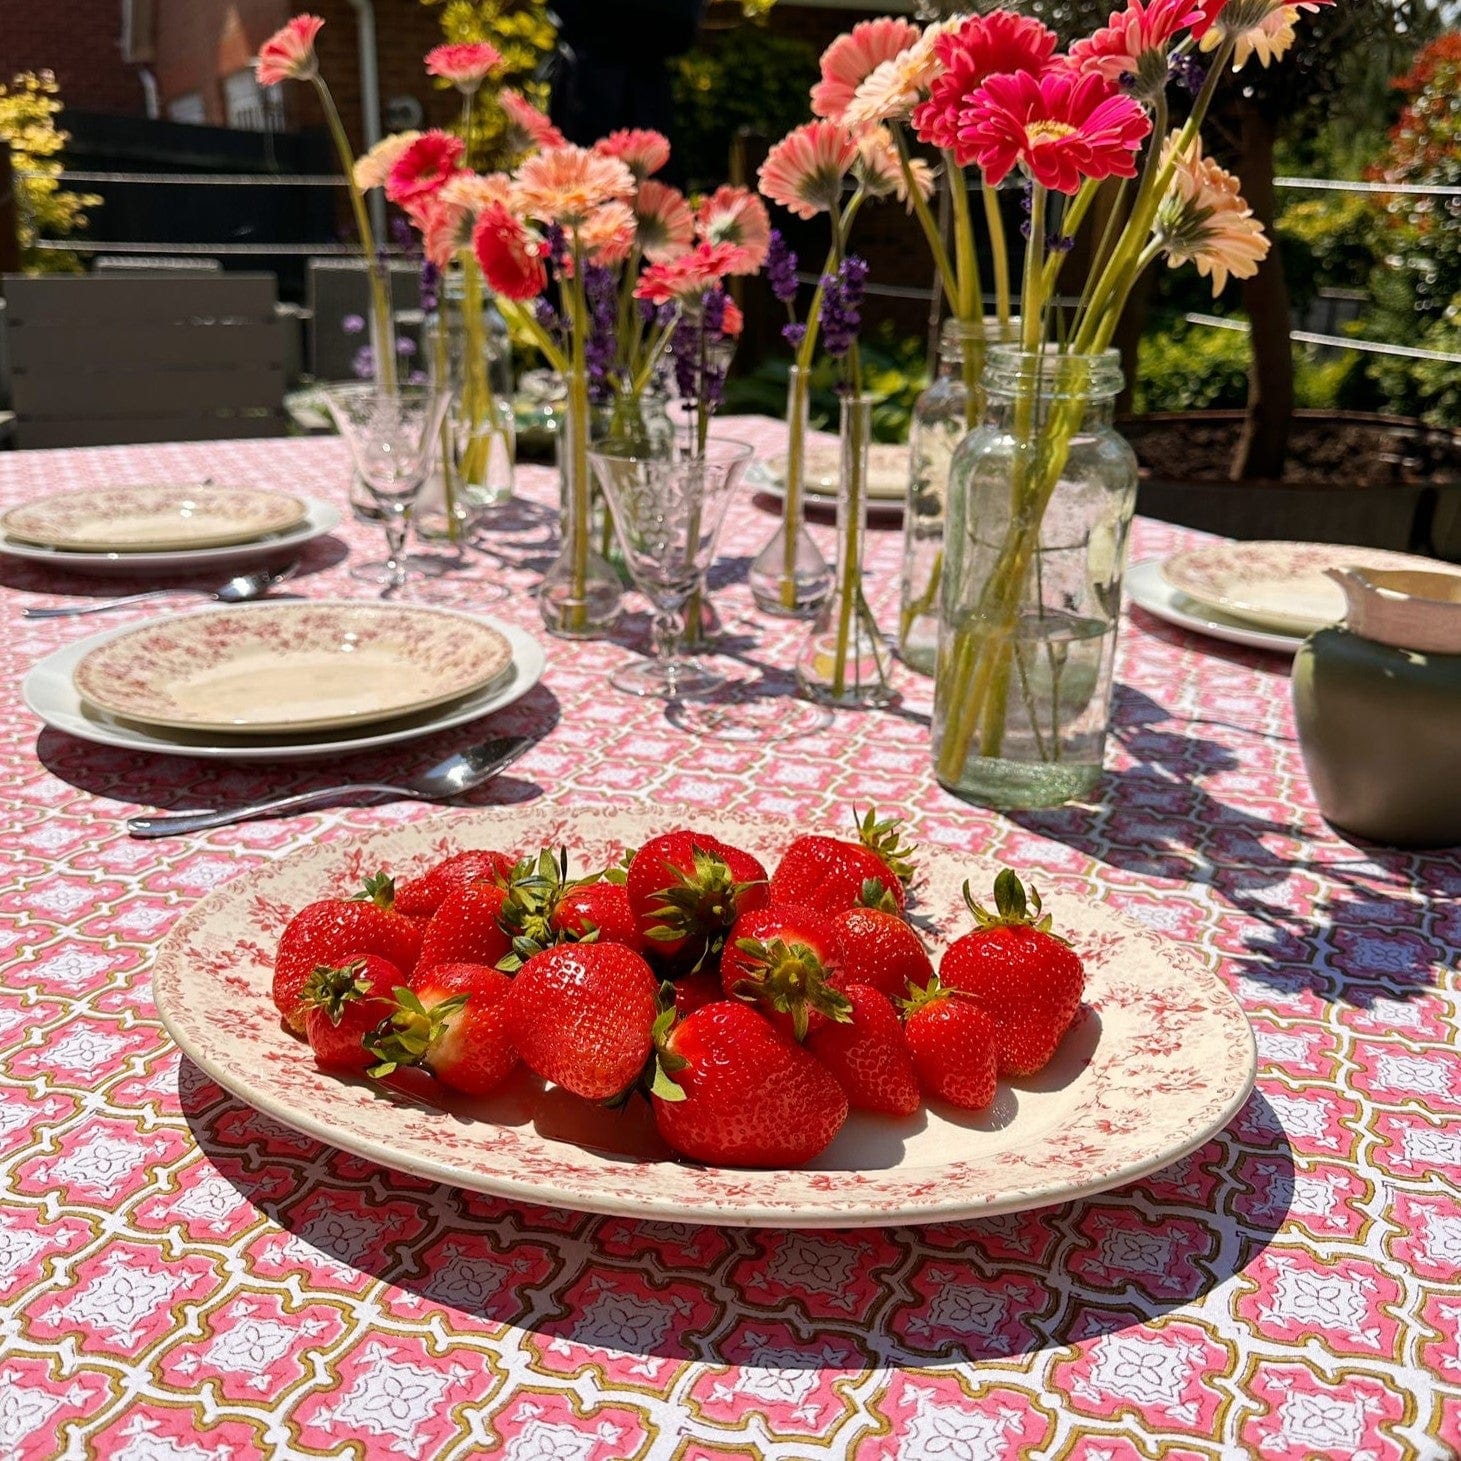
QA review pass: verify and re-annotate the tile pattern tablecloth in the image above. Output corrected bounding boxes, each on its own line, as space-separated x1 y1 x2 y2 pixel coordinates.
0 422 1457 1461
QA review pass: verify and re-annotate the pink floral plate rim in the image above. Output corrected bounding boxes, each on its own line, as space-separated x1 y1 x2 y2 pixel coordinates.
72 600 516 735
1160 541 1452 635
151 806 1258 1229
1 483 309 552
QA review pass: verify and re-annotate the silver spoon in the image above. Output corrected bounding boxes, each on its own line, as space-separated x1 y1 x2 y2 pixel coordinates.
125 733 534 838
21 562 301 620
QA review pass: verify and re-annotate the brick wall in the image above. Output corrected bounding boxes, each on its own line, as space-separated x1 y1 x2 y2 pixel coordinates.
3 0 146 115
151 0 288 124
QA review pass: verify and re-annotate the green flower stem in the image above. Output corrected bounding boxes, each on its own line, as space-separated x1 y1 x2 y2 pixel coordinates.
1039 177 1100 297
830 348 867 701
312 77 395 394
945 148 983 324
451 253 501 539
895 127 958 311
982 182 1012 330
564 234 591 633
431 298 458 542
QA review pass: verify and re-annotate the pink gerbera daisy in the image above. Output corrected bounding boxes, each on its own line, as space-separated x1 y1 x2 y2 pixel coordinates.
634 242 745 306
854 126 936 211
811 16 923 123
353 131 421 191
256 14 324 87
385 130 467 206
757 121 859 221
425 42 502 93
912 12 1060 153
957 69 1151 194
416 195 472 270
473 202 548 301
695 186 771 273
499 90 567 156
634 180 695 263
595 128 671 182
514 145 635 228
1068 0 1204 103
439 171 514 214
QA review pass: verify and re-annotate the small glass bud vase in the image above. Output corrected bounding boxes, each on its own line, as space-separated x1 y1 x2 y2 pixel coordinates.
750 364 833 618
538 370 623 638
931 347 1138 808
898 316 1018 674
796 393 893 708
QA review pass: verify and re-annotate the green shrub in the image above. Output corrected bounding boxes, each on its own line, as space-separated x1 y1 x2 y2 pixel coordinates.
1277 191 1379 298
1134 321 1251 413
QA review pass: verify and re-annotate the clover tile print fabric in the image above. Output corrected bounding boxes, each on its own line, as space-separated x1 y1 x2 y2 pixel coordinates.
0 422 1457 1461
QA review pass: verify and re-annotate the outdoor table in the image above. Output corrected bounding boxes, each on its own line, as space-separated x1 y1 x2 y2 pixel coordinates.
1 421 1457 1461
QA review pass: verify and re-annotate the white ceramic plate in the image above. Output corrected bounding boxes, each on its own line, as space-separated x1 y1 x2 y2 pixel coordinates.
1126 559 1303 655
0 497 341 577
2 483 308 552
23 612 545 761
72 600 516 735
1160 541 1452 636
152 806 1256 1228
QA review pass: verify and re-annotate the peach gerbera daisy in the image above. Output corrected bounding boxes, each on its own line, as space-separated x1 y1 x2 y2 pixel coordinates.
353 131 421 192
439 170 515 214
595 128 671 182
696 186 771 273
1154 134 1270 292
514 145 635 229
579 200 637 265
1069 0 1204 103
1192 0 1329 67
499 89 566 156
634 242 743 306
811 16 923 124
854 126 936 210
757 121 859 221
634 180 695 263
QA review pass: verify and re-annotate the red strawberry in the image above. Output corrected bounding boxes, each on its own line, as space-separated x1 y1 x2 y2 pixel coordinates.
394 850 516 917
364 962 517 1097
300 954 400 1075
505 943 659 1101
939 871 1085 1077
552 881 643 952
671 972 724 1021
832 906 933 1003
770 809 914 918
901 977 999 1109
626 831 769 971
650 1000 848 1167
807 983 920 1116
417 883 511 971
273 873 422 1034
719 903 849 1040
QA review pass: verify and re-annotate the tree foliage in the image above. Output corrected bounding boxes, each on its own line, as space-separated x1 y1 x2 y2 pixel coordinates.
0 71 101 273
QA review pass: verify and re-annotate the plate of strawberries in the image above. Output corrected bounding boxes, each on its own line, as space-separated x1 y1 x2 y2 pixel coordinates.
151 804 1256 1228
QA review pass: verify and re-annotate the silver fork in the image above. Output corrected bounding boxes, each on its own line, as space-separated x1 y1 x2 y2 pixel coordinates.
22 562 300 620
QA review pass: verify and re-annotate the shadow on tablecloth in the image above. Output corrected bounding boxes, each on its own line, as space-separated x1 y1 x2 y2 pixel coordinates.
1006 684 1453 1009
177 1060 1295 1370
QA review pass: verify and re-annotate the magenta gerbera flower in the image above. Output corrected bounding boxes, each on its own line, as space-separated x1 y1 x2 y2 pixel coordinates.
1068 0 1204 103
256 14 325 87
956 69 1151 194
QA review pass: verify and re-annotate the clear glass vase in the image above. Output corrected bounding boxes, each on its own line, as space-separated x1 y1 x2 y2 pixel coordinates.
538 367 623 638
898 316 1019 674
931 347 1138 808
796 393 893 708
750 364 833 618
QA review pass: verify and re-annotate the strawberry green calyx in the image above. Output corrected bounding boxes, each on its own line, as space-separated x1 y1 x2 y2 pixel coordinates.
647 996 688 1103
646 848 762 964
496 847 570 971
363 986 469 1077
300 959 372 1025
962 869 1072 946
854 806 917 886
354 871 398 911
730 935 852 1041
856 878 901 914
899 972 952 1019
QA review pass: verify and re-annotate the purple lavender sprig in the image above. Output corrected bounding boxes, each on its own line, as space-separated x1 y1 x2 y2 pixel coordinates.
583 262 620 407
819 255 867 361
766 230 799 305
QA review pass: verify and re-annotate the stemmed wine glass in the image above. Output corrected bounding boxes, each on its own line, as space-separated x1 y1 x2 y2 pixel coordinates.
322 384 452 596
588 437 754 699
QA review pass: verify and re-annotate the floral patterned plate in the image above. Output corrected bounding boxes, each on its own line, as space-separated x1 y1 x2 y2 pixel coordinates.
2 484 308 552
151 806 1257 1228
72 600 515 735
1160 541 1452 637
748 443 909 509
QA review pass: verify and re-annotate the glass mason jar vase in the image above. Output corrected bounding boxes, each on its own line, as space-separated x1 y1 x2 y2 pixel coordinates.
749 364 833 618
931 347 1138 808
898 316 1018 674
796 392 893 708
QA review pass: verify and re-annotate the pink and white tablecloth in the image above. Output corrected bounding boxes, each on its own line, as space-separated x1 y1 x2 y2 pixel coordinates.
1 421 1457 1461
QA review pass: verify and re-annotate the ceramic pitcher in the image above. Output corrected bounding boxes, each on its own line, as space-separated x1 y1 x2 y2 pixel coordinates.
1292 566 1461 847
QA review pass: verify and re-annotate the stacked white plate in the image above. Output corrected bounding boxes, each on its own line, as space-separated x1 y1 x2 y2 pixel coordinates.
747 442 909 516
23 600 546 760
1127 541 1461 655
0 483 341 576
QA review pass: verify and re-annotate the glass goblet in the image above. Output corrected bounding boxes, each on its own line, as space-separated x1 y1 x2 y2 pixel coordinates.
588 437 754 699
322 383 452 596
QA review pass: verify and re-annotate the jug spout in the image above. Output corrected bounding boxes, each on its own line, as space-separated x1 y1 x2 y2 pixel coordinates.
1325 567 1372 626
1324 565 1461 654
